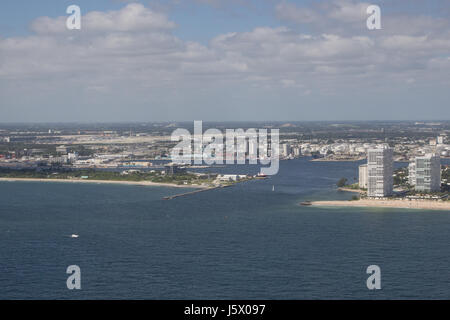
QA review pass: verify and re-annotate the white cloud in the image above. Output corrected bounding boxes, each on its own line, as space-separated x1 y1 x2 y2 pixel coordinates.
1 2 449 121
276 0 371 26
31 3 175 34
2 2 449 85
275 2 319 24
327 0 369 23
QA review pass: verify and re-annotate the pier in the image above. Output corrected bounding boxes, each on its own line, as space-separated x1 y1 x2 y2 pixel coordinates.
162 186 224 200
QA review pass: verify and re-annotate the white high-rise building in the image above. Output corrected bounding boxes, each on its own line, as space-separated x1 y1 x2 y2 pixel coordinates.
367 146 394 197
414 154 441 192
408 161 416 186
281 144 291 157
358 164 368 189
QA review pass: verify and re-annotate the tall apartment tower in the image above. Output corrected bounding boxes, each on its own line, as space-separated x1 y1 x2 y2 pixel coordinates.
281 144 291 157
358 164 368 189
414 154 441 192
408 161 416 186
367 146 394 197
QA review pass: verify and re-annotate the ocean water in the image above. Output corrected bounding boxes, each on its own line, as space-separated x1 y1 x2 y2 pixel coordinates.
1 158 450 299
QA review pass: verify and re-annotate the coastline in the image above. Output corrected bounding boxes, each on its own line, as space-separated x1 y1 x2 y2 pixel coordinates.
0 177 207 189
310 199 450 211
309 157 365 162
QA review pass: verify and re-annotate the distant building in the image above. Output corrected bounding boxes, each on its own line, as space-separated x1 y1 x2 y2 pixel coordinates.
121 169 141 175
437 135 445 145
358 164 368 189
367 146 394 197
429 139 437 146
281 144 291 157
414 154 441 192
48 155 68 165
164 163 186 176
248 140 258 158
216 174 247 182
56 145 68 154
67 152 79 162
408 161 416 186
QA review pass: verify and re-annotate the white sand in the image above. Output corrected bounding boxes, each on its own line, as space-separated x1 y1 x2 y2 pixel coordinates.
311 199 450 211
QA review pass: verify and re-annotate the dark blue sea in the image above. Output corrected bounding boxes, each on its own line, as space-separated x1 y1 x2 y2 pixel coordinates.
1 158 450 299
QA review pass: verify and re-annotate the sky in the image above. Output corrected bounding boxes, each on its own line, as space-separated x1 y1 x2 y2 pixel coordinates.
0 0 449 122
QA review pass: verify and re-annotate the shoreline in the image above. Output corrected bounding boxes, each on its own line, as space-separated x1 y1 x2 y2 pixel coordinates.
0 177 207 189
310 199 450 211
310 157 365 162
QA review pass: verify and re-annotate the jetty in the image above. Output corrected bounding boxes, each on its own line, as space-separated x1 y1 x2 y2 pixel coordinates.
163 186 224 200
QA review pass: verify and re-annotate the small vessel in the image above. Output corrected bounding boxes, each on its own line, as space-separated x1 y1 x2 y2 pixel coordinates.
255 173 268 179
258 173 267 177
272 185 275 191
300 201 312 206
70 234 79 238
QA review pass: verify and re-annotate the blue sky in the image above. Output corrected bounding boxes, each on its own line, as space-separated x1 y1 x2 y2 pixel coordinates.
2 0 446 39
0 0 281 40
0 1 120 36
0 1 449 122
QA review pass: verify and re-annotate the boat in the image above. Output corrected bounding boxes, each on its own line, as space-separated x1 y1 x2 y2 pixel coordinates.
272 185 275 191
300 201 312 206
70 234 79 238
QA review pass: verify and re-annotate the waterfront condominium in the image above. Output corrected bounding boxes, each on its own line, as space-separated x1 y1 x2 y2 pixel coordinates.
367 146 394 197
358 164 368 189
281 144 292 157
414 154 441 192
408 161 416 186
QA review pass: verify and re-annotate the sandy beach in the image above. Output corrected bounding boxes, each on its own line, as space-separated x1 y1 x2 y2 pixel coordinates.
310 199 450 211
0 177 206 189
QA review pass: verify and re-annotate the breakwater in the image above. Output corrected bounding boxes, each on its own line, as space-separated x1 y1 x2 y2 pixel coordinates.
163 186 225 200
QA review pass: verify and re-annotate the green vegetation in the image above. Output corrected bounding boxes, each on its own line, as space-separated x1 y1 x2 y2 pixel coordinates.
0 143 57 156
393 167 408 186
69 145 95 156
336 177 348 188
342 183 360 190
442 166 449 192
0 168 216 186
443 166 449 181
